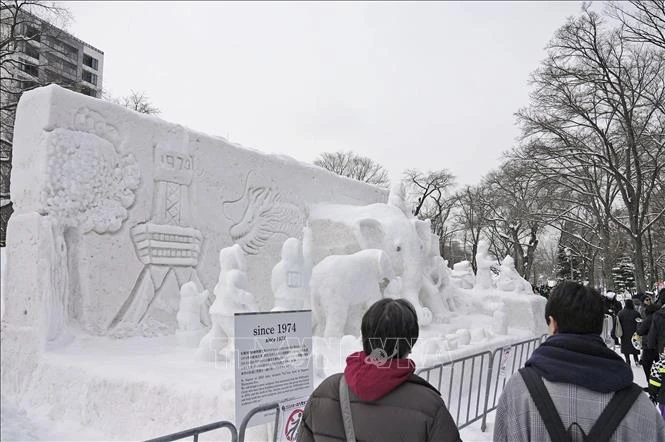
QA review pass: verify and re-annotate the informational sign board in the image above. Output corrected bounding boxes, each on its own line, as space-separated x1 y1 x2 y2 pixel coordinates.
235 310 312 427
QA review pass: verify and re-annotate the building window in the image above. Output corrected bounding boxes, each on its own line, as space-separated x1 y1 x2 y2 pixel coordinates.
20 80 38 90
24 43 40 60
81 86 97 97
82 70 97 86
83 54 98 70
19 61 38 77
25 25 40 42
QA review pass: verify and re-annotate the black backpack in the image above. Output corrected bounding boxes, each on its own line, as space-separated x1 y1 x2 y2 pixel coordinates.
518 367 643 442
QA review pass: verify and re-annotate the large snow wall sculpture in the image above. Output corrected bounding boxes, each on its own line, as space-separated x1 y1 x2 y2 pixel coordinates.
2 85 387 345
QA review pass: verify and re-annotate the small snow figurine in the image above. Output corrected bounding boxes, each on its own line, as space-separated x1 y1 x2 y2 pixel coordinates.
198 244 257 361
176 281 209 347
496 256 532 294
177 281 209 332
271 237 308 311
475 240 496 290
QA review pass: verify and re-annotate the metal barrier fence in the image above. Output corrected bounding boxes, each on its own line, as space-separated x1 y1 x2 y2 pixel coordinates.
416 334 547 432
147 334 547 440
144 420 238 442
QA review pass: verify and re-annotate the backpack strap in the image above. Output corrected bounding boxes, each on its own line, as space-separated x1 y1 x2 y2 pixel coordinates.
519 367 570 442
338 375 357 442
585 383 642 442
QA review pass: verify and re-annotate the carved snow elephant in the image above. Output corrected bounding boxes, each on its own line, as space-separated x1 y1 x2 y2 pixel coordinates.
310 249 398 337
308 202 433 326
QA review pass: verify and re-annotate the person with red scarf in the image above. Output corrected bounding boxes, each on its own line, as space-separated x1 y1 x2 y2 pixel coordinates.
297 298 460 441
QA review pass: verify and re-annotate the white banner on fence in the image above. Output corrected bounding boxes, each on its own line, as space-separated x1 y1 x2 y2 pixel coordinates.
277 396 308 441
235 310 313 427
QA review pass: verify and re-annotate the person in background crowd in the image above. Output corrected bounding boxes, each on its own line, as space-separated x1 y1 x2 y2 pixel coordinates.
649 301 665 354
618 299 641 366
604 292 622 347
657 288 665 308
635 293 646 317
494 282 665 441
641 295 654 318
297 298 461 442
639 303 660 383
649 348 665 420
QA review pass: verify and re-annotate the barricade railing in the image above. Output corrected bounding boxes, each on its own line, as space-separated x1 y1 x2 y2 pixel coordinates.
237 402 281 442
416 350 493 430
416 334 546 432
480 335 545 431
144 420 237 442
147 335 547 440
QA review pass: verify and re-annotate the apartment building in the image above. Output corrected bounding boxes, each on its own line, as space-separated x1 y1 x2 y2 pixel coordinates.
0 8 104 245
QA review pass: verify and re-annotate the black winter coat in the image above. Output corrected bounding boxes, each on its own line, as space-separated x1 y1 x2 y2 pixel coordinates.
637 310 655 349
618 307 641 355
648 307 665 353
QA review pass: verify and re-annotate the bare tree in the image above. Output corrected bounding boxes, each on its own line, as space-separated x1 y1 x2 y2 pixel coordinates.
516 8 665 291
606 0 665 50
104 89 161 115
477 160 556 280
313 151 390 187
453 184 494 273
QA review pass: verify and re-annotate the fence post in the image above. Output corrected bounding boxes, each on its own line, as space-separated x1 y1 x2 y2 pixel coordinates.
480 349 496 432
238 403 281 442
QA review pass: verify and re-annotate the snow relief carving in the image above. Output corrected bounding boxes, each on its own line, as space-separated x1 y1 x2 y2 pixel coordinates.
42 109 140 234
222 172 305 255
109 126 209 337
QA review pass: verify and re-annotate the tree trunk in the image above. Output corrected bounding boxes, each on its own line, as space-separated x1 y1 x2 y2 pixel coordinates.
647 226 656 289
632 234 648 292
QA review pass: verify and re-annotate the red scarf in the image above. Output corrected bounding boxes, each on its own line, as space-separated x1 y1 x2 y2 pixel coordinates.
343 351 416 401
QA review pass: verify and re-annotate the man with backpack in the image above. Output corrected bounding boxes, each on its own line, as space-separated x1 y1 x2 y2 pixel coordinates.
494 281 665 441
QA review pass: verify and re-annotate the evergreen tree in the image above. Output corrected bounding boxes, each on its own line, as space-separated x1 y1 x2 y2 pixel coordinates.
555 247 582 281
612 256 636 294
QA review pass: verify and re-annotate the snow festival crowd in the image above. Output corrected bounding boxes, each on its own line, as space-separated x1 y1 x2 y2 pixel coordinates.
296 285 665 441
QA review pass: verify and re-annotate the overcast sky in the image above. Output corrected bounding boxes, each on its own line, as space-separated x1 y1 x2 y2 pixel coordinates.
61 1 586 187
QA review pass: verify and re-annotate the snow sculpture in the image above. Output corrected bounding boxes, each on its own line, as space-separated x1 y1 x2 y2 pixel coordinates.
475 240 496 290
307 184 433 326
456 329 471 346
419 233 455 322
311 249 398 337
492 309 508 335
176 282 209 346
271 237 310 311
450 260 475 289
44 110 141 234
387 181 409 216
222 171 306 256
109 126 207 337
496 256 532 294
198 245 257 361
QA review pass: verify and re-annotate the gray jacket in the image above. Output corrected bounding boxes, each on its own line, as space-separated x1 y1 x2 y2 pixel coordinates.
297 373 461 442
494 373 665 441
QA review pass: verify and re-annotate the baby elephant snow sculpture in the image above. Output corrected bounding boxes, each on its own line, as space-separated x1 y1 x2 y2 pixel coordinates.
198 244 257 361
308 184 433 326
311 249 398 337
